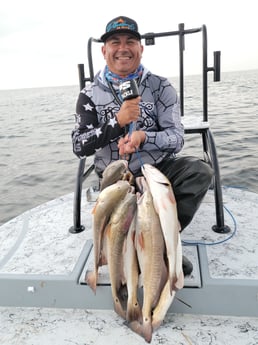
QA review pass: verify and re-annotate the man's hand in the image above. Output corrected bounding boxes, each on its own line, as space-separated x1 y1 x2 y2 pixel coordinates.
116 96 141 128
118 131 146 157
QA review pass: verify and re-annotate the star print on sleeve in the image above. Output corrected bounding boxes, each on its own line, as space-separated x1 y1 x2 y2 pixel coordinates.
83 103 94 111
108 117 117 128
95 128 103 138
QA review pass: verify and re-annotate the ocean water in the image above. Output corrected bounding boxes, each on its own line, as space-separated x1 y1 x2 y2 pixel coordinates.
1 69 258 225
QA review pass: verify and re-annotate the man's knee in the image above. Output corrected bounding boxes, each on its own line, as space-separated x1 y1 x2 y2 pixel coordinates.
170 156 213 189
190 158 213 187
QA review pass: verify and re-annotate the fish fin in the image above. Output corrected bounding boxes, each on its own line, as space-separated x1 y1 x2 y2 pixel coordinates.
168 188 176 204
99 252 108 266
137 232 144 250
174 233 184 290
131 228 136 243
170 273 178 294
105 223 112 238
91 200 99 214
174 270 184 290
170 269 184 293
160 198 166 211
99 236 108 266
85 270 97 294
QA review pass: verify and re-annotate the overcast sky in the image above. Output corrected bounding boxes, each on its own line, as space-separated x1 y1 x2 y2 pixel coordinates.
1 0 258 90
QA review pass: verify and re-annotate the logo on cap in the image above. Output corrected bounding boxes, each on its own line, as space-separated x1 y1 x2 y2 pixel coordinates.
101 16 140 42
106 18 136 33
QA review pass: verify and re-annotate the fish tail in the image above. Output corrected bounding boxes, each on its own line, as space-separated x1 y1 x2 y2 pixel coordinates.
128 320 153 343
174 270 184 291
85 270 97 294
142 319 153 343
169 272 178 295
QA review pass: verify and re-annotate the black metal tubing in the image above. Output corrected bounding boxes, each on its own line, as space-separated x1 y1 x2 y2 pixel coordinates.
69 157 95 234
141 27 202 39
69 63 95 234
88 38 102 82
206 130 230 233
213 51 221 82
69 158 86 233
178 23 185 117
77 63 85 90
71 23 230 233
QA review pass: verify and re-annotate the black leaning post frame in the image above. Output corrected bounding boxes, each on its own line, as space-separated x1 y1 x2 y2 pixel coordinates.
69 38 101 233
69 24 230 234
201 25 230 233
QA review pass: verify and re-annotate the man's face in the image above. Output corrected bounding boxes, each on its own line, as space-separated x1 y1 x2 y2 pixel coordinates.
102 33 144 77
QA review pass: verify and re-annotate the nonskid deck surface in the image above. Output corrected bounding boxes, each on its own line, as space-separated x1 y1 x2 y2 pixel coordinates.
0 187 258 344
0 307 257 345
1 187 257 279
0 187 257 306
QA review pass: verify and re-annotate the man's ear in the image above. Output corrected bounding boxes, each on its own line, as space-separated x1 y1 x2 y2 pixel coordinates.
101 45 106 58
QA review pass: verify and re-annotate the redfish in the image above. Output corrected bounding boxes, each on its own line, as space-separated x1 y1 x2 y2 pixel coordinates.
86 180 131 293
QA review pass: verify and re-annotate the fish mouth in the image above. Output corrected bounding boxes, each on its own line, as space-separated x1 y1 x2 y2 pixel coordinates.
135 176 146 195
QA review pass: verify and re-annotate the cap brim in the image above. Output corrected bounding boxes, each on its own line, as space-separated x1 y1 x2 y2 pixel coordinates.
101 29 141 42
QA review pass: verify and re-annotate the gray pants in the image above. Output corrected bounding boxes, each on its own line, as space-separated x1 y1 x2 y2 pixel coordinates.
156 156 213 231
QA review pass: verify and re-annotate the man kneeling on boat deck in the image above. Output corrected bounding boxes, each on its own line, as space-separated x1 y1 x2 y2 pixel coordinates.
71 16 213 276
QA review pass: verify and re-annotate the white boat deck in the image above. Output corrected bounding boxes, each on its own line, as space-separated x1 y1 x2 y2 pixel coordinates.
0 186 258 344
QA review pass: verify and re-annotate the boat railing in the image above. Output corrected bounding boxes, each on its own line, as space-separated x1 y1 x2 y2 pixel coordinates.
69 23 230 234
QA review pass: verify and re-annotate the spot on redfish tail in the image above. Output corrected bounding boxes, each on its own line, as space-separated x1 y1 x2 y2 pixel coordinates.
126 301 142 323
113 295 127 320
